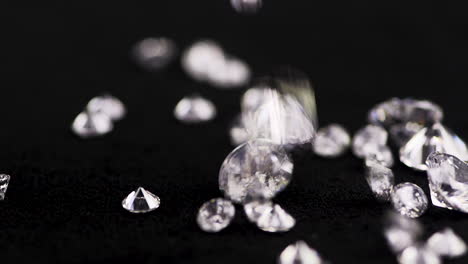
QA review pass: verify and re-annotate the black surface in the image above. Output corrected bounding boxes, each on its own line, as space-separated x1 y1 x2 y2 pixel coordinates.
1 1 468 263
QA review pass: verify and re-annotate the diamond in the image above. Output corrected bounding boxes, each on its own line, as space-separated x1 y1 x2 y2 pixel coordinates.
384 211 423 253
71 111 113 138
231 0 262 14
219 139 293 203
86 94 126 121
241 87 270 113
208 58 251 88
278 241 323 264
426 152 468 212
122 187 161 213
426 228 467 258
256 204 295 232
391 183 428 218
197 198 235 232
174 94 216 123
312 124 350 157
229 115 250 146
0 174 11 200
131 37 177 72
365 159 395 201
398 245 441 264
400 123 468 171
352 125 388 158
244 199 273 223
363 144 394 168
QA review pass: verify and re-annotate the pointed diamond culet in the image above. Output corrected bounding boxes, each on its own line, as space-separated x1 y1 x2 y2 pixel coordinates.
278 241 323 264
122 187 160 213
0 174 11 201
197 198 235 232
71 111 114 138
400 123 468 171
174 94 216 123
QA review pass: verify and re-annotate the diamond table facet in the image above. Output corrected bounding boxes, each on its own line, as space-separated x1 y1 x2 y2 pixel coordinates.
197 198 235 233
278 241 323 264
0 174 11 201
391 183 428 218
122 187 161 213
312 124 350 158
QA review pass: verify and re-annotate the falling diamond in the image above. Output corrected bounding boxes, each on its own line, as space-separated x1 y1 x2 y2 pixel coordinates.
256 204 295 232
384 211 424 253
312 124 350 158
398 245 441 264
244 199 273 223
122 187 161 213
131 37 177 72
426 228 467 258
174 95 216 123
241 87 270 113
71 111 113 138
400 123 468 171
208 58 251 88
219 139 293 203
352 125 388 158
86 94 126 121
229 115 250 146
391 183 428 218
0 174 11 200
363 144 394 168
278 241 323 264
365 159 395 201
197 198 235 232
231 0 262 14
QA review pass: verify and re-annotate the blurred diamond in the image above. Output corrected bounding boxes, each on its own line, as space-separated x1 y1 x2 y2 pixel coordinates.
400 123 468 171
209 58 251 88
256 204 295 232
365 159 394 201
244 199 273 223
426 228 467 258
174 94 216 123
197 198 235 232
0 174 10 200
312 124 350 157
363 144 394 168
398 245 441 264
352 125 388 158
229 115 250 146
87 94 126 121
384 211 423 253
122 187 160 213
391 183 428 218
219 139 293 203
241 87 270 113
231 0 262 14
278 241 323 264
71 111 113 138
131 37 177 71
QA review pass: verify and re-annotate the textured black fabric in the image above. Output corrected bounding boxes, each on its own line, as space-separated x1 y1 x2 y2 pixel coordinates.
1 1 468 263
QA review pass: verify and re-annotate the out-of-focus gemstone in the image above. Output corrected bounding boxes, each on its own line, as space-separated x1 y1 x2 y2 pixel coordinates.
131 37 177 71
174 94 216 123
231 0 263 14
71 111 113 138
398 245 441 264
229 115 250 146
352 125 388 158
256 204 295 232
87 94 126 121
312 124 350 157
278 241 323 264
0 174 11 200
365 159 394 201
426 228 467 258
391 183 428 218
122 187 160 213
197 198 235 232
383 211 424 253
241 87 271 113
363 144 394 168
244 199 273 223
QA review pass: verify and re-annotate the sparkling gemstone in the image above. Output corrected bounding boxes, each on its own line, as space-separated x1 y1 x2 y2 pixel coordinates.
312 124 350 158
426 152 468 212
384 211 423 253
426 228 467 258
219 139 293 203
197 198 235 232
86 94 126 121
363 144 394 168
352 125 388 158
131 37 177 71
71 111 113 138
256 204 295 232
122 187 161 213
231 0 262 14
0 174 11 200
400 123 468 171
243 199 273 223
174 95 216 123
391 183 429 218
365 159 395 201
398 245 441 264
278 241 323 264
229 115 250 146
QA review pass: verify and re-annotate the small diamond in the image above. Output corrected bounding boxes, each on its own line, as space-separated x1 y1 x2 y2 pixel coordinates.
426 152 468 212
244 199 273 223
231 0 262 14
400 123 468 171
365 159 395 201
352 125 388 158
426 228 467 258
122 187 161 213
174 95 216 123
131 37 177 71
278 241 323 264
398 245 441 264
256 204 295 232
0 174 11 200
219 139 293 203
312 124 350 157
208 58 251 88
363 144 394 168
87 94 126 121
229 115 250 146
241 87 270 113
71 111 113 138
197 198 235 232
384 211 423 253
391 183 428 218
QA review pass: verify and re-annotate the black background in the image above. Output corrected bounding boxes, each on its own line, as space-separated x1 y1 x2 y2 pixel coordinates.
1 1 468 263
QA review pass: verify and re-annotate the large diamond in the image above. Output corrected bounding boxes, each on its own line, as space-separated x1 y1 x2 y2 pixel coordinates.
219 139 293 203
400 123 468 171
312 124 350 158
383 211 423 253
398 245 441 264
391 183 428 218
365 159 395 201
0 174 11 200
87 94 126 121
71 111 113 138
174 94 216 123
122 187 161 213
256 204 295 232
278 241 323 264
352 125 388 158
426 152 468 212
426 228 467 258
197 198 235 232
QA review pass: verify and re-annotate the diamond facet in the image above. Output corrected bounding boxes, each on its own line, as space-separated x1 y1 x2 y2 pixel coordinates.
391 183 428 218
365 159 395 201
219 139 293 203
352 125 388 158
278 241 323 264
197 198 235 232
71 111 113 138
400 123 468 171
384 211 424 253
0 174 11 200
174 95 216 123
122 187 161 213
131 37 177 71
244 199 274 223
312 124 350 158
398 245 441 264
426 228 467 258
86 94 126 121
256 204 295 232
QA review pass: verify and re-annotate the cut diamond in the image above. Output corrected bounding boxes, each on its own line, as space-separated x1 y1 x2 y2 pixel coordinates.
384 211 423 253
231 0 262 14
391 183 428 218
400 123 468 171
426 228 467 258
219 139 293 203
352 125 388 158
278 241 323 264
229 115 250 146
131 37 177 72
241 87 270 113
71 111 113 138
365 159 395 201
312 124 350 158
244 199 273 223
426 152 468 212
363 144 394 168
87 94 126 121
174 95 216 123
0 174 11 200
256 204 295 232
398 245 441 264
122 187 160 213
197 198 235 232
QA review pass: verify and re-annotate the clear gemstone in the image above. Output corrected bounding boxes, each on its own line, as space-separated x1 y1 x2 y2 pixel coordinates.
365 159 395 201
86 94 126 121
219 139 293 203
312 124 350 157
278 241 323 264
256 204 295 232
208 58 251 88
426 228 467 258
363 144 394 168
174 94 216 123
122 187 161 213
131 37 177 71
197 198 235 232
0 174 11 200
229 115 250 146
384 211 424 253
231 0 262 14
352 125 388 158
244 199 273 223
400 123 468 171
391 183 429 218
71 111 113 138
426 152 468 212
398 245 441 264
241 87 270 113
390 122 426 147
